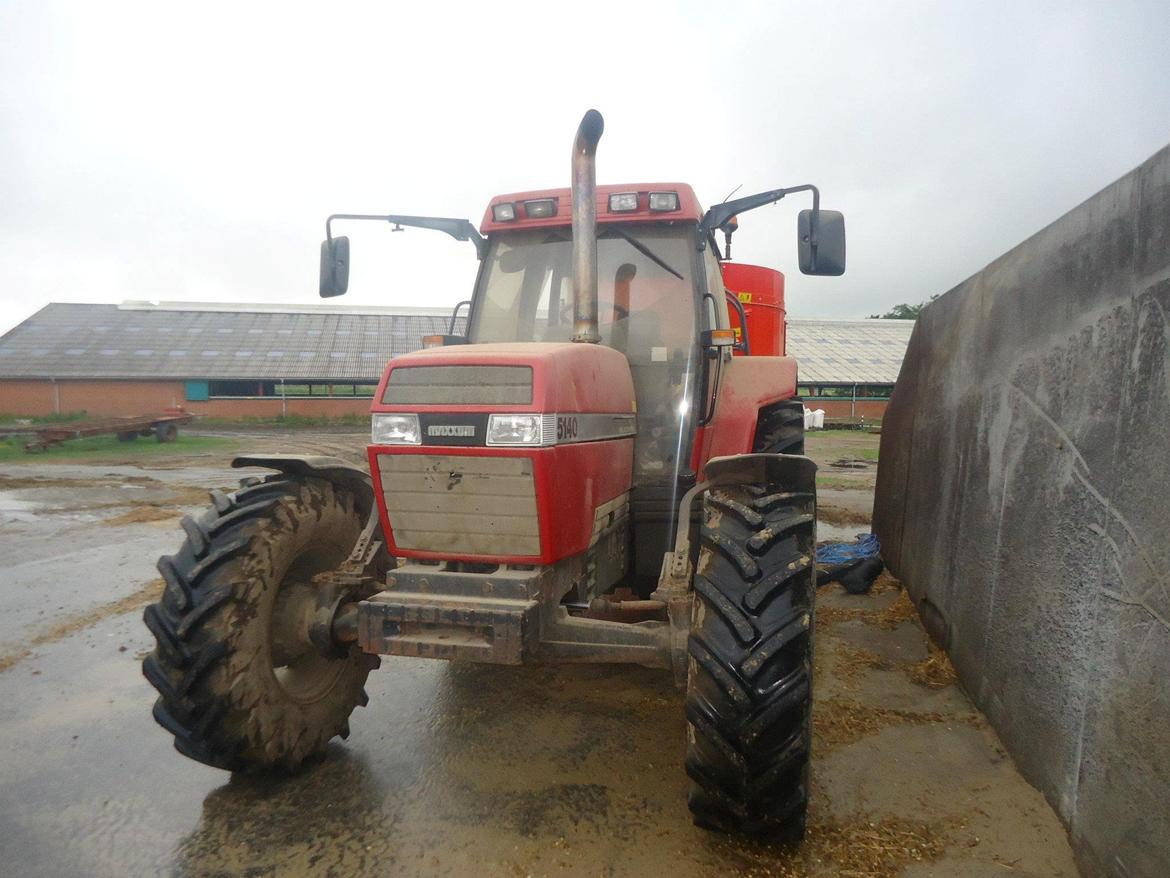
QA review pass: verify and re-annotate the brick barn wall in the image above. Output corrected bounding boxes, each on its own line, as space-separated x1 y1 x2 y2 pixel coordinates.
802 399 889 420
0 381 58 416
62 381 188 414
191 397 372 418
0 380 373 418
4 381 891 421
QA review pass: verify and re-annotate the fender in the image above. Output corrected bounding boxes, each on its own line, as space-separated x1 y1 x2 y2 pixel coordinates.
231 454 375 519
655 452 816 593
704 452 816 494
694 356 799 478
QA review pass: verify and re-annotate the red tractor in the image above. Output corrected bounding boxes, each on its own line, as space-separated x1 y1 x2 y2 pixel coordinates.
143 110 845 839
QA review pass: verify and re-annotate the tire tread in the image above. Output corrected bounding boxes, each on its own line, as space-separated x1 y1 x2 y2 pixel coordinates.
685 460 815 840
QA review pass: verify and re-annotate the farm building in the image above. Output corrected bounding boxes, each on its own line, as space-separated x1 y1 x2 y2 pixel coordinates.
787 317 914 419
0 302 912 420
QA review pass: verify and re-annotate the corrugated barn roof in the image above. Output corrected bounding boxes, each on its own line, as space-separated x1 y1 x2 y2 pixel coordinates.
0 303 914 384
0 302 463 380
786 318 914 384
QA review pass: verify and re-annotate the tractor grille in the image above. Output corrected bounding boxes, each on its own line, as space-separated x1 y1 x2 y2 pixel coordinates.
382 365 533 406
377 453 540 557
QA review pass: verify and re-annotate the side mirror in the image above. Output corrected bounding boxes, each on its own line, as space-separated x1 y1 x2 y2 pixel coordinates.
797 209 846 276
319 236 350 297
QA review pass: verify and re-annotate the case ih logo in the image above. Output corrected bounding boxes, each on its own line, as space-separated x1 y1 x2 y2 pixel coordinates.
427 425 476 438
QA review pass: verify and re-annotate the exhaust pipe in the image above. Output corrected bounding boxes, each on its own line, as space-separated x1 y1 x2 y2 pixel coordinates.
571 109 604 344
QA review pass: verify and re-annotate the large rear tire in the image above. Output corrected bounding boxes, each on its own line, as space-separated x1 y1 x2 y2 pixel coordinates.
142 474 379 772
685 481 816 839
753 398 805 455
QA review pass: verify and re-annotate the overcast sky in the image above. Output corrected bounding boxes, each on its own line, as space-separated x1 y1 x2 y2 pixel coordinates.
2 0 1169 335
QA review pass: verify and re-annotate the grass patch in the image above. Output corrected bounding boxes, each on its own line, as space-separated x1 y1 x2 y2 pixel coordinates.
0 433 233 463
195 413 369 429
814 428 870 437
817 474 869 490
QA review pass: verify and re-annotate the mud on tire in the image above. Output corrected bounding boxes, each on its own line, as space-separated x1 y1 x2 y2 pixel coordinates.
685 482 816 839
142 474 379 772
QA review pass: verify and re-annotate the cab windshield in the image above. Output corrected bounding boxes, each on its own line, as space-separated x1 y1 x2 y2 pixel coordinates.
468 224 701 483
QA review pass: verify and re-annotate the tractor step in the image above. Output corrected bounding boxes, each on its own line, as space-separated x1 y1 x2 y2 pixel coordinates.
358 592 538 663
357 564 548 663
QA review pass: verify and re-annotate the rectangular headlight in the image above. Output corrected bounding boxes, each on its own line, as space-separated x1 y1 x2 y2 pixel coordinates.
524 199 556 218
648 191 679 212
486 414 543 446
492 202 517 222
608 192 638 212
372 413 420 445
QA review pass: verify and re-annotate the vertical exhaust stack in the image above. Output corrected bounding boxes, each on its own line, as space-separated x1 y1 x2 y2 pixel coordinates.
571 109 604 344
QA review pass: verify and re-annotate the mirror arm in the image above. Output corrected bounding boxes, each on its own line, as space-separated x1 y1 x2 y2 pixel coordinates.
699 183 821 245
326 213 488 259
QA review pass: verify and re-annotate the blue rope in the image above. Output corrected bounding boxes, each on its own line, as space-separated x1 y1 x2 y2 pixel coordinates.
816 533 880 566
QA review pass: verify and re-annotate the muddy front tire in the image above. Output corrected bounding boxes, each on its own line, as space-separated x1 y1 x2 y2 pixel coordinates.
142 474 379 772
685 481 816 839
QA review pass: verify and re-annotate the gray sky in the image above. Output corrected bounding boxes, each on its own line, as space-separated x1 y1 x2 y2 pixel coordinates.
2 0 1169 335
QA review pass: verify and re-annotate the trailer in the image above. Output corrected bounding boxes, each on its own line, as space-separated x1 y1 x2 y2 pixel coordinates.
17 408 196 452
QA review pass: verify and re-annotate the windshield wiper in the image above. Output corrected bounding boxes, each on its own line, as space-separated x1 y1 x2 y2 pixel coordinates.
603 227 683 279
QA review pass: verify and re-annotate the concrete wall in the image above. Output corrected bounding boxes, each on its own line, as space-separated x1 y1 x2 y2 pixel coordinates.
874 145 1170 877
0 380 372 419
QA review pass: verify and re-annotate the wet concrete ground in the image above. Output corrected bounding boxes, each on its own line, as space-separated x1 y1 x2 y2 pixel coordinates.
0 430 1079 877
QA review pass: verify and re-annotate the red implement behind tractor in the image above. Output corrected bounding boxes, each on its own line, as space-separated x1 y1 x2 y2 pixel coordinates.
143 110 846 840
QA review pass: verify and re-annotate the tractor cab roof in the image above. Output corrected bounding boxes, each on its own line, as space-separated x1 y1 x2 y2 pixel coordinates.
481 183 703 235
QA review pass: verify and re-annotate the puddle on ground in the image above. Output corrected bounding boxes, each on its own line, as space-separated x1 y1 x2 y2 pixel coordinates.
0 492 41 523
0 490 124 525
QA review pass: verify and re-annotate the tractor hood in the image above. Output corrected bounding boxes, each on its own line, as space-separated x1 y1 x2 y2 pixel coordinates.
370 342 636 417
366 341 636 566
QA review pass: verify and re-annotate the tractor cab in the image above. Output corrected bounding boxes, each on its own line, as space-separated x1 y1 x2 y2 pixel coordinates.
471 186 708 487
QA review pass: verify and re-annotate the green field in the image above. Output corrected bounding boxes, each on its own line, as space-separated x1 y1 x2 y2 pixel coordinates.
192 413 370 429
0 433 233 463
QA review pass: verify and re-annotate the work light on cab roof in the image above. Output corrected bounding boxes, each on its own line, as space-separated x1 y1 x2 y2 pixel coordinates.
145 108 847 847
